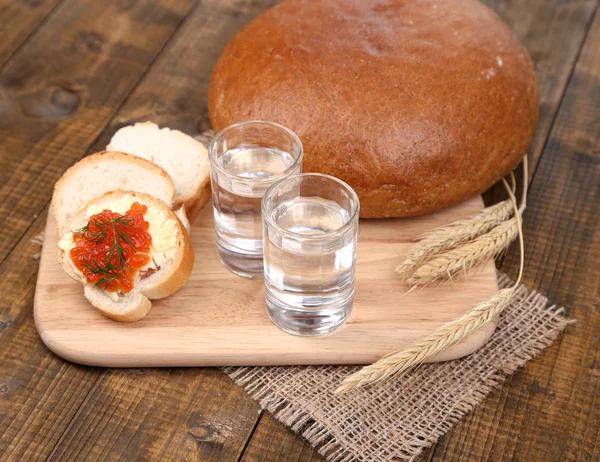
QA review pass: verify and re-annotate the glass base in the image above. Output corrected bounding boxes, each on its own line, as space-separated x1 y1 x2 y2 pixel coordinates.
265 288 353 336
216 240 264 278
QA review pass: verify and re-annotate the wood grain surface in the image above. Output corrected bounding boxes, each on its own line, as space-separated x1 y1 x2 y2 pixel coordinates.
0 0 196 263
0 0 598 460
35 198 497 367
0 0 63 67
431 11 600 461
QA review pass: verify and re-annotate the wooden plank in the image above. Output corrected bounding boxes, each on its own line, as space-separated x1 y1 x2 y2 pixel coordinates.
86 0 277 141
36 198 498 367
482 0 597 210
48 368 260 461
0 0 595 461
0 209 105 462
2 1 278 461
241 1 599 459
0 0 196 264
241 414 323 462
0 0 64 68
0 0 198 459
482 0 597 172
432 12 600 462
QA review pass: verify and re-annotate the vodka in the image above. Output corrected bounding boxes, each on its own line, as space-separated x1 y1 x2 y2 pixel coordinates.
262 175 359 336
211 146 301 277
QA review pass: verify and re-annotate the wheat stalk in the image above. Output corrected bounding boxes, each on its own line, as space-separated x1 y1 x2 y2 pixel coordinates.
336 159 528 394
396 173 516 278
395 199 514 277
405 217 518 286
335 288 514 394
402 164 526 286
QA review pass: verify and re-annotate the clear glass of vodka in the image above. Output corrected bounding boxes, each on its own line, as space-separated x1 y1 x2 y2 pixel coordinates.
209 121 303 278
262 173 360 336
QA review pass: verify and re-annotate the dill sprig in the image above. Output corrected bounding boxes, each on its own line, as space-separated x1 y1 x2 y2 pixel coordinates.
74 214 135 288
81 257 122 289
106 217 134 268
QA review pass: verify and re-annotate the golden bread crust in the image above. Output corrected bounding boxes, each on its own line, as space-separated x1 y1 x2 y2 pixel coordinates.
208 0 539 217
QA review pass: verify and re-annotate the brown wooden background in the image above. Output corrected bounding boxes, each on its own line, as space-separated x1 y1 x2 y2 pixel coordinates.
0 0 598 460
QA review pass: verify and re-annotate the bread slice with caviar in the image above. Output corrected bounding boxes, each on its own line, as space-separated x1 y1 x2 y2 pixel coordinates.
52 151 179 236
58 190 194 322
107 121 211 222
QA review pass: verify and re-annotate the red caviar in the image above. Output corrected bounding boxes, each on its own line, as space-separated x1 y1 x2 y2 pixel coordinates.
70 202 152 293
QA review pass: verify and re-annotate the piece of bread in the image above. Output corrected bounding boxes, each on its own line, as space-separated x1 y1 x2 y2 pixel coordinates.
209 0 539 218
107 121 211 222
58 190 194 322
52 151 175 236
174 206 191 233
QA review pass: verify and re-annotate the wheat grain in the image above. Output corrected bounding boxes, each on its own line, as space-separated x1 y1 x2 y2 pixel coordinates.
418 199 513 240
395 200 514 277
335 288 514 394
405 218 518 286
396 173 516 278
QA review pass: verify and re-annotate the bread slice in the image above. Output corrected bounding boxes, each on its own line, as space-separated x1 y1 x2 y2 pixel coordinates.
107 121 211 222
58 190 194 322
174 205 191 233
52 151 175 236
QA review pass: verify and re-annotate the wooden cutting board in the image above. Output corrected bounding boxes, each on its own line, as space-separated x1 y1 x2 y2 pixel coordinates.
34 196 498 367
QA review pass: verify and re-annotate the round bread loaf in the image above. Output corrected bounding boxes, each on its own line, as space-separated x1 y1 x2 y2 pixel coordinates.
209 0 539 217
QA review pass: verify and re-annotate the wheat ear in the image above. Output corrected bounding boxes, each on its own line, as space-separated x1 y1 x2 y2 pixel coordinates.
404 161 527 286
335 288 514 394
405 218 518 286
417 172 516 242
335 159 528 394
396 173 516 277
395 200 514 277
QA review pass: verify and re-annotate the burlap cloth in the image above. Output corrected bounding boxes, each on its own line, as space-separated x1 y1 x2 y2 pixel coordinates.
190 131 573 460
225 273 573 461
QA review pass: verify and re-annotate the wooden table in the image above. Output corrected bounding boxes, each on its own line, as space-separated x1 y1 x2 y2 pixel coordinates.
0 0 597 460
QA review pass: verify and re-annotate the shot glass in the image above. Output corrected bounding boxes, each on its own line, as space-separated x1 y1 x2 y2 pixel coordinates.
262 173 360 336
209 121 303 277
